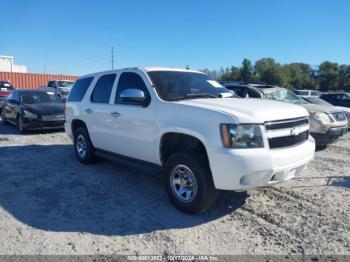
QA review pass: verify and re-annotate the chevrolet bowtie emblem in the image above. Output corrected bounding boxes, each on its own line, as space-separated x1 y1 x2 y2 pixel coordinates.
290 127 301 136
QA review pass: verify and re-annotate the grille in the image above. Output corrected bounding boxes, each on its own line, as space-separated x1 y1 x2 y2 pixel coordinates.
269 131 309 149
265 117 309 149
265 117 309 130
331 112 346 122
42 114 65 121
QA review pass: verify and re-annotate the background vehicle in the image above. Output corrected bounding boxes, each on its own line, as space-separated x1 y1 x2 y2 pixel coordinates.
39 80 75 99
0 80 14 101
221 81 348 146
65 68 314 214
302 96 350 130
293 90 322 97
1 90 65 132
320 93 350 108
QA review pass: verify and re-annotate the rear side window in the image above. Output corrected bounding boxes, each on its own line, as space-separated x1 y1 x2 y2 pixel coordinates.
115 72 150 105
68 77 94 102
91 74 117 103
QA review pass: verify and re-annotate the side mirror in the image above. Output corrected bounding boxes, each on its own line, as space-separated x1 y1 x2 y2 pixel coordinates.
119 89 147 105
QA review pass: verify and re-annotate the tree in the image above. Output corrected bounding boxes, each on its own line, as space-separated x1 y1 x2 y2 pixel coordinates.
239 58 254 81
338 65 350 91
318 61 339 91
220 66 240 81
254 58 288 86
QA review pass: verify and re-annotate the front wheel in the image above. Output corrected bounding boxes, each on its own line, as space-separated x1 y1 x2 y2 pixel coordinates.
1 109 9 125
17 115 26 133
73 127 96 164
164 152 218 214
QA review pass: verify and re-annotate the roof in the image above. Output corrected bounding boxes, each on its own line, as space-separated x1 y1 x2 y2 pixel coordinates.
80 67 204 78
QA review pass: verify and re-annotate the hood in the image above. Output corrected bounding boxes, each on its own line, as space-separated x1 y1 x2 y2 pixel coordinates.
178 98 309 123
21 103 64 115
335 106 350 113
302 103 343 114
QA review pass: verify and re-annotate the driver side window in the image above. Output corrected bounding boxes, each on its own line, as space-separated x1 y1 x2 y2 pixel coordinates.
115 72 150 106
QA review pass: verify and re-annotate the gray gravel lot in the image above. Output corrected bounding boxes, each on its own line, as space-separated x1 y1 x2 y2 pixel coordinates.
0 120 349 255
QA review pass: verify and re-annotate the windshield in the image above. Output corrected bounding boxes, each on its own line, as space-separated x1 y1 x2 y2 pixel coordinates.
147 71 232 101
57 80 74 88
265 89 308 105
20 92 61 104
304 97 332 106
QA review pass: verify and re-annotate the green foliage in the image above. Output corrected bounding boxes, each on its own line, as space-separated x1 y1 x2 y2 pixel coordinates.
200 58 350 91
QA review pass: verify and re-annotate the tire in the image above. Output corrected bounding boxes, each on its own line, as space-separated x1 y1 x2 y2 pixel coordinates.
17 115 26 133
73 126 96 164
164 152 218 214
1 109 9 125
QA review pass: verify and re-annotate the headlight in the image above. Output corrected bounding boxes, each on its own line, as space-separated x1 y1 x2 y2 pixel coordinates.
23 110 38 119
311 112 332 124
220 124 264 148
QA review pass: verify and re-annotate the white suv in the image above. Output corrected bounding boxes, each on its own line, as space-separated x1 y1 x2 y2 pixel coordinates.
65 67 315 214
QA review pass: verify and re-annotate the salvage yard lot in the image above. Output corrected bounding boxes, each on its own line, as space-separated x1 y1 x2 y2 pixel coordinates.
0 121 349 255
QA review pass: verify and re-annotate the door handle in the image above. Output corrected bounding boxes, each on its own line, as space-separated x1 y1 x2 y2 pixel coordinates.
85 108 93 114
111 112 121 118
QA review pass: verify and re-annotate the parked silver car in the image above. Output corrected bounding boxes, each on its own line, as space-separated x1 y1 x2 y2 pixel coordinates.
221 82 348 146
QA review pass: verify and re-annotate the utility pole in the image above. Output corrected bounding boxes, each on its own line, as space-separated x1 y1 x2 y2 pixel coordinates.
44 64 46 74
111 46 114 70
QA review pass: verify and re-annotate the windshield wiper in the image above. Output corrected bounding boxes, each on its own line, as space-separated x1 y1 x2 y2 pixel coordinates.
169 93 219 101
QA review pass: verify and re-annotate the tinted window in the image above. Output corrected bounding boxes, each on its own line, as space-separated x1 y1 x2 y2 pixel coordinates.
91 74 116 103
68 77 94 102
115 72 150 105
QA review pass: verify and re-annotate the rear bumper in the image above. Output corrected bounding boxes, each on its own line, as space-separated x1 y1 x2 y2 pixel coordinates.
207 137 315 191
311 126 348 145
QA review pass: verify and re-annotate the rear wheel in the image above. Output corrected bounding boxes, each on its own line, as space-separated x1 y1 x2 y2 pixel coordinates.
74 127 96 164
164 152 218 214
1 109 9 125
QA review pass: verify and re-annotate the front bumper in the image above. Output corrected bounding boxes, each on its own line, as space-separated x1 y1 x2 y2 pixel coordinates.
311 126 348 145
23 118 65 130
207 137 315 191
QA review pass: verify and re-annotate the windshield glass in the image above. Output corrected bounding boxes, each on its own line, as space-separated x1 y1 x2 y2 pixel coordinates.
304 97 332 106
57 81 74 88
265 89 308 105
20 92 60 104
147 71 232 101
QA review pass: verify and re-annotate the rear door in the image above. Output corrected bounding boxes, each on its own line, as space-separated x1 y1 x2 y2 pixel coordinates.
83 73 118 150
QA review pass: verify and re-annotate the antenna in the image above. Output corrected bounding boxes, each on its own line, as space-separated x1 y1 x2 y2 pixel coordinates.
111 46 114 70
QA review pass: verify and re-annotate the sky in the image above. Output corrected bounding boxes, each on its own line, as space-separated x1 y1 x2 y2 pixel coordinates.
1 0 349 76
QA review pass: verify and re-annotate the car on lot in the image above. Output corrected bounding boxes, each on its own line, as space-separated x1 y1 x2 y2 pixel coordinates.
293 89 322 97
65 67 315 214
0 80 14 104
39 79 75 99
320 92 350 108
1 90 65 132
220 82 348 146
301 96 350 130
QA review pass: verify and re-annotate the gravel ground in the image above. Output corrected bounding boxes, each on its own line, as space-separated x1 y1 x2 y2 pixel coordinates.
0 120 349 255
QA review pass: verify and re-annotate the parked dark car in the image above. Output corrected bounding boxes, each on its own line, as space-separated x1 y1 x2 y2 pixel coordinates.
1 90 65 133
320 93 350 108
